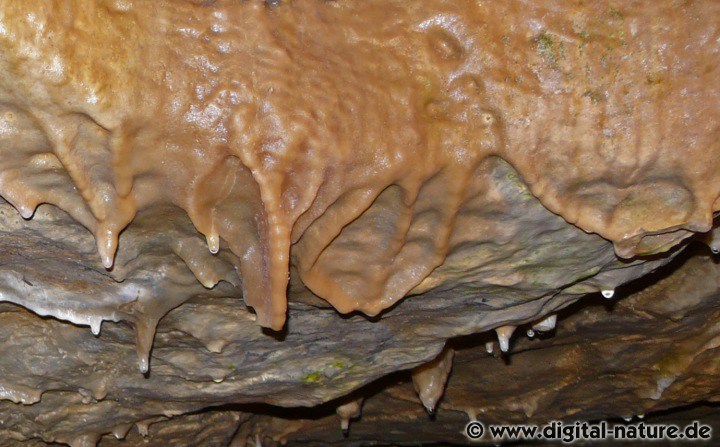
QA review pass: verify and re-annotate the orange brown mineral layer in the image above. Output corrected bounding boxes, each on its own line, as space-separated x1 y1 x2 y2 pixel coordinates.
0 1 717 329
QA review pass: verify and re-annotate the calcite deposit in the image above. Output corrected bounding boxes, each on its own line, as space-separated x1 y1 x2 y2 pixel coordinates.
236 250 720 446
0 0 716 445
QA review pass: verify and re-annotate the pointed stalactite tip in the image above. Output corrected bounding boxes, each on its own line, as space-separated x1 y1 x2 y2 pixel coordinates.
601 289 615 299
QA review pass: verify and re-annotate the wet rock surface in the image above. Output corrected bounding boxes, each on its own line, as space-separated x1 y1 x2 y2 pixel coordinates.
0 1 717 445
200 250 720 447
0 156 700 445
10 245 711 446
0 0 718 329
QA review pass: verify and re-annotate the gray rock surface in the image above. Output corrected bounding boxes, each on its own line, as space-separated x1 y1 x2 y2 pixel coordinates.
214 249 720 446
0 158 684 445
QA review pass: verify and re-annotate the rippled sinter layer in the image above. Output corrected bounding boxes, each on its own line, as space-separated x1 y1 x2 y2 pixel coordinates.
0 0 717 329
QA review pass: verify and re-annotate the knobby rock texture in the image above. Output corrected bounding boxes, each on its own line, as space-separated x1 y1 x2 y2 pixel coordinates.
0 0 716 446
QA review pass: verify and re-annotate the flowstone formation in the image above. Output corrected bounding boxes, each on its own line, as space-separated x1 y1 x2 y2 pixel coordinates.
0 0 717 446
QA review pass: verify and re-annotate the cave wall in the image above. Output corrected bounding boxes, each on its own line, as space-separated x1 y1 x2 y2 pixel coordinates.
0 1 717 445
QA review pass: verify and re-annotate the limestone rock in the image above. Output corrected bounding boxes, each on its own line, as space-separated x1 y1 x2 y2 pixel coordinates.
0 1 716 445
